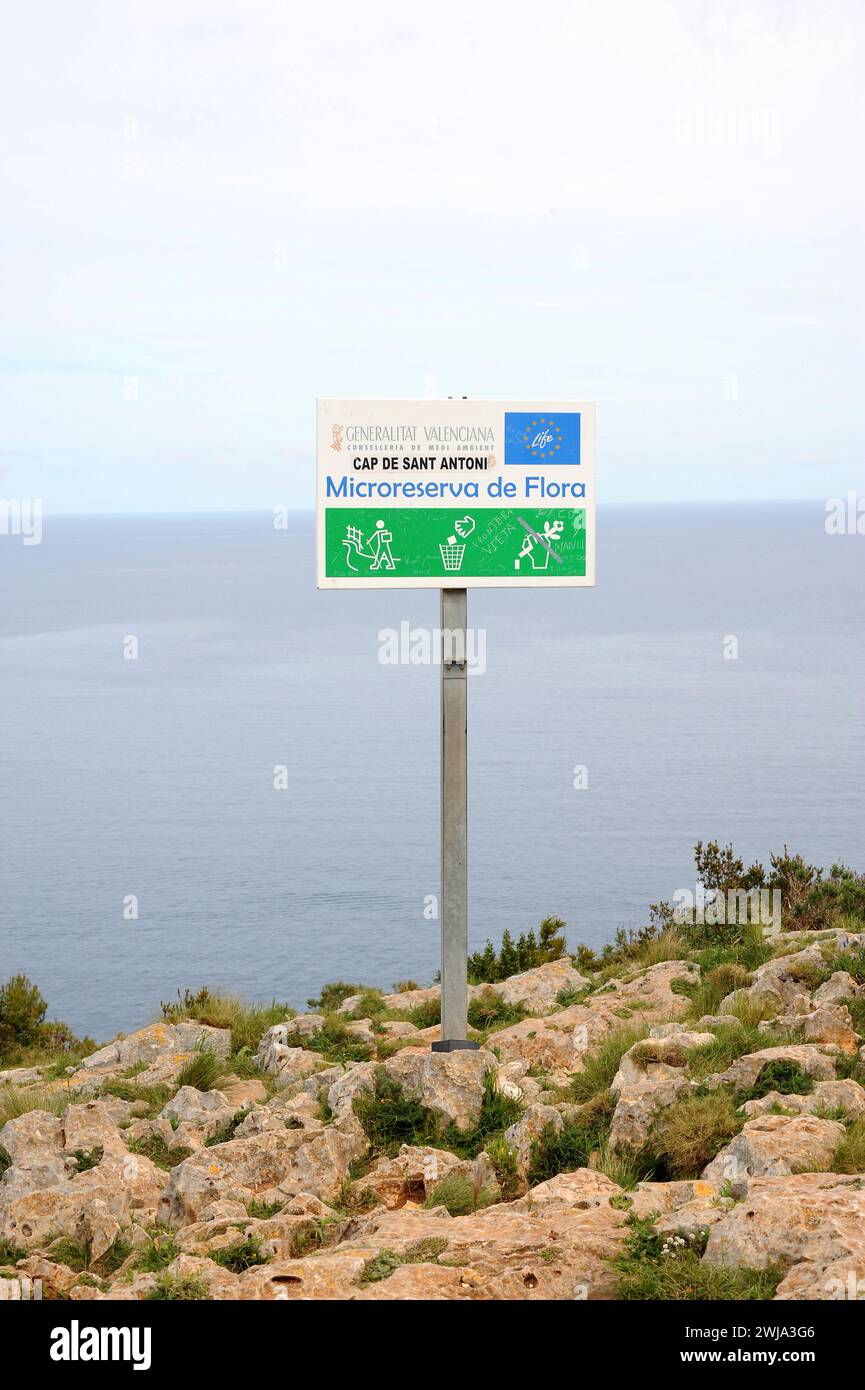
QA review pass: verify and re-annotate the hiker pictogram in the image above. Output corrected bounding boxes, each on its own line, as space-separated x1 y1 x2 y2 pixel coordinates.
342 519 399 572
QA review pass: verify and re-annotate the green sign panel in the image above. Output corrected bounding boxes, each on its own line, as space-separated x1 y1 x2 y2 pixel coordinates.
324 507 586 580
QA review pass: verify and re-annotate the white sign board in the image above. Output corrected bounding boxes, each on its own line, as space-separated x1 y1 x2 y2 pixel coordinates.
316 398 595 588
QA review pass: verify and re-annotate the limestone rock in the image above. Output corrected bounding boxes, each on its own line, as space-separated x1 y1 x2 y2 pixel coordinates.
608 1070 691 1152
740 1078 865 1120
80 1021 230 1071
362 1145 495 1209
702 1044 838 1093
704 1172 865 1288
800 1007 859 1053
491 962 698 1072
157 1113 368 1224
503 1104 562 1177
510 1168 623 1212
702 1113 845 1182
492 959 590 1015
159 1086 235 1131
814 971 860 1006
611 1034 710 1092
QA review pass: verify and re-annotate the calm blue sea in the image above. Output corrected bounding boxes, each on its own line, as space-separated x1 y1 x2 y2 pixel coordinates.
1 504 862 1040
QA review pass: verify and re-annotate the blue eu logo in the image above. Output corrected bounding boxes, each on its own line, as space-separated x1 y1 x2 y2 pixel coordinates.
504 411 581 465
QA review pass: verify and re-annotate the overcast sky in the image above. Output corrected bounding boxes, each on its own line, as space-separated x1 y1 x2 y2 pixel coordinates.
1 0 863 512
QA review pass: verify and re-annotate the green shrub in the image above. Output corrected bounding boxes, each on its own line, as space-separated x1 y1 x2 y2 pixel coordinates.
407 999 441 1029
832 1117 865 1173
160 988 292 1054
70 1147 103 1174
306 982 362 1012
647 1092 745 1179
736 1060 815 1103
830 947 865 986
613 1216 781 1300
0 1237 25 1265
686 964 752 1020
360 1248 403 1284
423 1173 495 1216
0 1085 69 1128
246 1198 284 1220
438 1074 523 1159
204 1110 248 1146
685 1024 767 1081
466 988 526 1030
50 1236 131 1277
359 1237 450 1285
353 1069 435 1157
485 1135 520 1199
134 1232 180 1272
0 975 47 1052
295 1015 373 1065
353 1068 519 1162
209 1236 268 1273
175 1046 226 1093
126 1134 193 1171
570 1025 649 1103
97 1079 172 1118
527 1092 615 1186
467 917 567 985
145 1271 210 1300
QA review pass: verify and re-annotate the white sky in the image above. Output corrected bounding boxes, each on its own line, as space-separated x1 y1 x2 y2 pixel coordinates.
1 0 863 511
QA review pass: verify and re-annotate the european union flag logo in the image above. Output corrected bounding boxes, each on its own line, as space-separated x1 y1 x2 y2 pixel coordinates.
504 411 581 465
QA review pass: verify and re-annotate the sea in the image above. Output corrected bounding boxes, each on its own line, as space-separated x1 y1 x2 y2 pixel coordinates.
1 503 862 1041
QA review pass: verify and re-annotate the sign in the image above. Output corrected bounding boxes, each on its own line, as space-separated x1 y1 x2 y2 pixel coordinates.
316 398 596 588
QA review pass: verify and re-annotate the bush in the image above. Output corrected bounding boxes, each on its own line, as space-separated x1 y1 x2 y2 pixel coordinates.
306 982 361 1012
467 917 567 985
0 1085 69 1128
407 999 441 1029
570 1024 649 1103
353 1069 436 1157
175 1046 225 1092
293 1014 373 1065
134 1232 180 1272
438 1074 523 1159
485 1135 520 1199
466 988 526 1030
359 1238 449 1284
685 1024 767 1081
126 1134 193 1171
0 975 46 1053
209 1236 268 1273
613 1216 781 1300
423 1172 494 1215
832 1117 865 1173
736 1060 815 1103
648 1092 745 1179
160 988 291 1055
527 1092 615 1185
146 1272 210 1300
685 964 752 1020
205 1110 248 1147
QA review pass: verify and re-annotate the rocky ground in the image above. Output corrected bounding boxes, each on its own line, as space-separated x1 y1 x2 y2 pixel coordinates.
3 932 865 1301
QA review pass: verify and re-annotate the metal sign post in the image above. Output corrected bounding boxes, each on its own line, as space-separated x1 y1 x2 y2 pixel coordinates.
432 587 477 1051
315 398 596 1053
